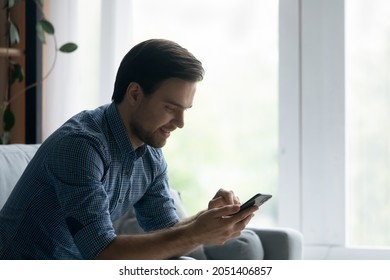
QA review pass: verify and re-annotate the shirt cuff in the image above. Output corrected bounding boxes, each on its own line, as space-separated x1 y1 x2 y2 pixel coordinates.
74 219 117 259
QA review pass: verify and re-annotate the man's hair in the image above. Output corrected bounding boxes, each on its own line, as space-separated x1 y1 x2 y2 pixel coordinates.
112 39 205 103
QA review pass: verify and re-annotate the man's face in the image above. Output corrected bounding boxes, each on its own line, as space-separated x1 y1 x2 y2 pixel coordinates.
130 78 196 148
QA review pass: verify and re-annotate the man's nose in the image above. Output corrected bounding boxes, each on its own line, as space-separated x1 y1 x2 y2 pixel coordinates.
173 110 185 129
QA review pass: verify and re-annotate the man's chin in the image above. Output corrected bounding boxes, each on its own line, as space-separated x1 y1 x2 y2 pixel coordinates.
145 138 167 149
140 131 169 149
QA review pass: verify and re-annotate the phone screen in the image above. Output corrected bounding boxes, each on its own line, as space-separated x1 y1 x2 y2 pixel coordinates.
239 193 272 212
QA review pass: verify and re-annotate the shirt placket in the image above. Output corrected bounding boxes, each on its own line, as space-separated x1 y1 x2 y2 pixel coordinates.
110 156 134 218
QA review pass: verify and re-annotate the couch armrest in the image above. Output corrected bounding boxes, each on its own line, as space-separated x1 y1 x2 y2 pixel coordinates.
248 227 303 260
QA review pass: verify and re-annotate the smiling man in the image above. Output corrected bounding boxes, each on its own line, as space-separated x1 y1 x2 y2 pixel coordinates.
0 39 259 260
117 77 195 149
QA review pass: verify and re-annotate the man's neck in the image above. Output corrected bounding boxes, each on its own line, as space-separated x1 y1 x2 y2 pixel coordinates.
115 102 144 150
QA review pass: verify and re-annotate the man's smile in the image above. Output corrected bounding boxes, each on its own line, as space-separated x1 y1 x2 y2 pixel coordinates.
159 127 175 138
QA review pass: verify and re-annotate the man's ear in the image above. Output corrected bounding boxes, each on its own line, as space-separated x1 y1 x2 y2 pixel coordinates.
125 82 143 105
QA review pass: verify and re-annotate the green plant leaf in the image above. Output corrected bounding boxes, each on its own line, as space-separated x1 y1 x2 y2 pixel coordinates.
3 107 15 131
59 43 78 53
36 21 46 43
7 0 17 9
9 21 20 45
9 62 24 84
39 19 55 35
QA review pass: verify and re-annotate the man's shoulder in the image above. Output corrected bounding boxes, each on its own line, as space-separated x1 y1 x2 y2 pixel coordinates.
40 112 111 162
72 104 110 131
39 132 110 164
48 105 111 146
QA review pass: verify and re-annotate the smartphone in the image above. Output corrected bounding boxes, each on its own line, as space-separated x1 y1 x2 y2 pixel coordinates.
239 193 272 212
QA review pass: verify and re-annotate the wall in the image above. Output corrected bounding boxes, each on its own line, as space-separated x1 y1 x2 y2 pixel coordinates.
0 2 26 144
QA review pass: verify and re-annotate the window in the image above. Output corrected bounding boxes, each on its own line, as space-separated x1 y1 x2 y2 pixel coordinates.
279 0 390 259
346 0 390 247
133 0 279 226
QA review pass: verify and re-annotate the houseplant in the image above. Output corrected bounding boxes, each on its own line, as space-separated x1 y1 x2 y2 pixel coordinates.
0 0 77 144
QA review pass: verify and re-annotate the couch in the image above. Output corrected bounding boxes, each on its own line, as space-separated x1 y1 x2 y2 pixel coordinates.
0 144 303 259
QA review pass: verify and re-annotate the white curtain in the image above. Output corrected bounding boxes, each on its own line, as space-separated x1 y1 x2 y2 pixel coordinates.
41 0 133 140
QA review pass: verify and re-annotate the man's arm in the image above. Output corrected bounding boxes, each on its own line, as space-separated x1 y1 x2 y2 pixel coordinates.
97 203 257 259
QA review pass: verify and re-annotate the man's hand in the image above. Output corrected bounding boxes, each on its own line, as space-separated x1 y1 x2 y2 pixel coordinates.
188 188 260 246
208 188 241 209
188 203 258 246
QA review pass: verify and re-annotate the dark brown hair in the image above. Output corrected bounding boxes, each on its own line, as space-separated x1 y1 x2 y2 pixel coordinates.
112 39 204 103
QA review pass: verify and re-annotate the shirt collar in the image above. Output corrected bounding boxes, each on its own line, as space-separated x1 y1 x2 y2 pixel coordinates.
105 102 147 160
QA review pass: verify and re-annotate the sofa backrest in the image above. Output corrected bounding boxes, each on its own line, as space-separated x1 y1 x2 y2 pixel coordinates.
0 144 41 209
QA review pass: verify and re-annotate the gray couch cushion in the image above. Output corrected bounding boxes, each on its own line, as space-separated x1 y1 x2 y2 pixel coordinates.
203 229 264 260
0 144 40 209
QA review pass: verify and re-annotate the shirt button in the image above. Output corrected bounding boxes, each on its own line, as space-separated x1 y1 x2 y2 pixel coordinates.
118 198 123 203
124 169 130 176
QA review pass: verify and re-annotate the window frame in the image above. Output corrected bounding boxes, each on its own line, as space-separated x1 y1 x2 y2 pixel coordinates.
278 0 390 259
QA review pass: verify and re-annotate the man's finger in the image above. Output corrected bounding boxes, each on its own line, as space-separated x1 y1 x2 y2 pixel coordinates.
209 204 241 218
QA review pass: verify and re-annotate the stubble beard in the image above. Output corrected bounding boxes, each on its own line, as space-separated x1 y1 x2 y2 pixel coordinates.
130 120 167 149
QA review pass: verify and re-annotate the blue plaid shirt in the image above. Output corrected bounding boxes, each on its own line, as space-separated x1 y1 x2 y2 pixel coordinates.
0 103 179 259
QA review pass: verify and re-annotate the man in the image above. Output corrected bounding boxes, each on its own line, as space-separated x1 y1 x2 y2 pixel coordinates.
0 39 259 259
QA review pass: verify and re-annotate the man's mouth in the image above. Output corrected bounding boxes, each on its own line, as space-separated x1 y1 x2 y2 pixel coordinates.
160 127 174 138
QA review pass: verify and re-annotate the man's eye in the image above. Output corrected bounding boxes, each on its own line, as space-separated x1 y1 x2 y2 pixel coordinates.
165 106 175 112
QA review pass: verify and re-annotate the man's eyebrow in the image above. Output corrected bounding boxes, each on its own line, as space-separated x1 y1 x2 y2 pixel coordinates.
164 100 192 110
